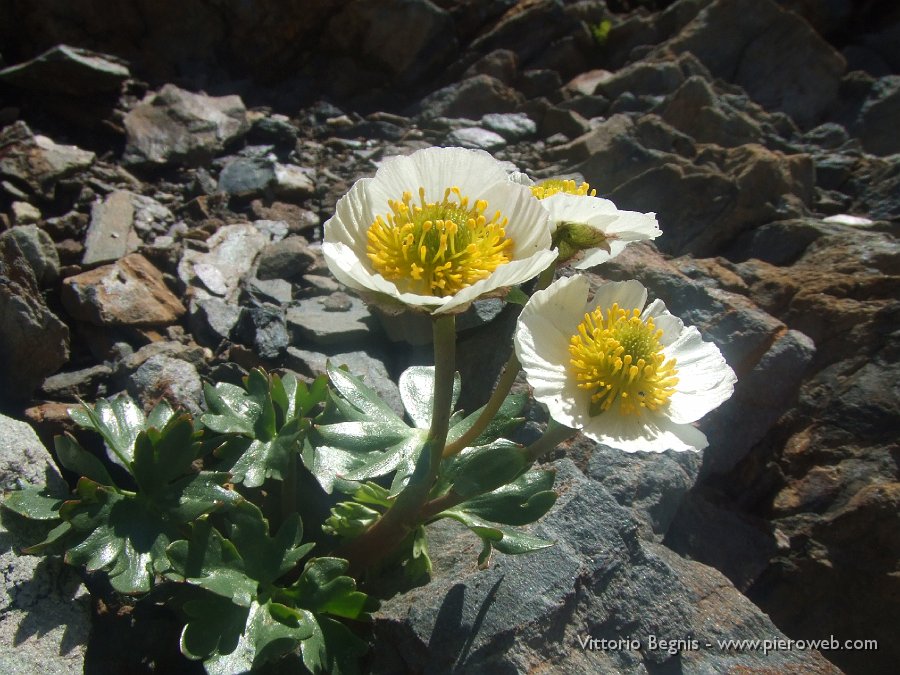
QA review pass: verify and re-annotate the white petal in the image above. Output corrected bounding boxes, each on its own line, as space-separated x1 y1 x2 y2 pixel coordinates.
574 239 628 268
585 279 648 316
582 412 708 453
480 181 552 257
434 248 558 314
640 299 685 345
665 327 736 424
366 147 509 212
508 171 534 186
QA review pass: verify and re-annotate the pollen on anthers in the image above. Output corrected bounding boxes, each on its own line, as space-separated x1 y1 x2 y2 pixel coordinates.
568 303 679 416
366 186 513 296
530 178 597 200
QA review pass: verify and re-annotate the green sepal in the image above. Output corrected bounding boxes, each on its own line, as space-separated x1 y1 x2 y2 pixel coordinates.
505 286 530 306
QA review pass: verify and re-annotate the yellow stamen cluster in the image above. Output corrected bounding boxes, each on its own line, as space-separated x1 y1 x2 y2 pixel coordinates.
569 303 678 416
530 179 597 200
366 187 513 297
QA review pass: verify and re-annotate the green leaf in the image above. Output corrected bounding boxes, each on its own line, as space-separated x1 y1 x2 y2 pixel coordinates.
180 594 249 661
315 421 409 452
445 440 529 499
2 485 67 520
300 615 368 675
505 286 530 305
166 519 257 607
224 502 314 586
201 382 261 437
22 521 74 554
227 417 309 488
63 485 174 594
246 369 277 441
326 362 403 427
323 502 381 539
69 395 146 467
147 399 175 430
405 526 432 585
131 414 197 497
159 471 242 523
303 445 367 495
456 469 557 526
54 433 115 486
275 372 328 425
286 557 375 620
446 392 527 448
398 366 461 430
442 509 554 559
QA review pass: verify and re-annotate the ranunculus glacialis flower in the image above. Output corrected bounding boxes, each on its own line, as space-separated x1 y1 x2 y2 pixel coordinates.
514 275 736 452
323 147 557 314
510 174 661 269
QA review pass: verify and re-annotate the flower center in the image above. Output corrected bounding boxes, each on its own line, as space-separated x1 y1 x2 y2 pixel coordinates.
530 179 596 200
569 303 678 416
366 187 513 296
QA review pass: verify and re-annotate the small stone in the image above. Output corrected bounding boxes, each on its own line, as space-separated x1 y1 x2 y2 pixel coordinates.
234 305 289 360
0 224 60 287
40 364 112 400
217 157 275 197
286 294 376 346
445 127 506 151
273 163 315 199
256 236 317 281
82 190 142 266
243 277 293 306
480 112 537 141
62 253 186 327
127 354 203 416
10 200 41 224
321 292 352 312
188 297 242 347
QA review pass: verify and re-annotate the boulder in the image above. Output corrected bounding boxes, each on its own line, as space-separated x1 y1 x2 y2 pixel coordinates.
0 44 129 95
0 122 94 200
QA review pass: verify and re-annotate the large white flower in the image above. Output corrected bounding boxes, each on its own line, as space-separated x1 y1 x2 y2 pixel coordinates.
323 147 557 314
509 174 660 269
514 275 736 452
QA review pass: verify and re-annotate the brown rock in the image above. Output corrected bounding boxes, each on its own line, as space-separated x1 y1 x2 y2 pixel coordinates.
62 253 185 326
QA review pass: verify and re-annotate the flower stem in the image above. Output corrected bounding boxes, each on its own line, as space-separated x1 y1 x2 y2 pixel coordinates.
443 351 520 457
523 418 576 463
335 314 456 574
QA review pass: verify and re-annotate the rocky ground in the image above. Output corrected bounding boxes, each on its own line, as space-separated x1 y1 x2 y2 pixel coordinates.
0 0 898 673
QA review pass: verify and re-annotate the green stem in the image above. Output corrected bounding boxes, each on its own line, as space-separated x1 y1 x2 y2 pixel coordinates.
335 314 456 574
523 418 576 463
443 351 520 457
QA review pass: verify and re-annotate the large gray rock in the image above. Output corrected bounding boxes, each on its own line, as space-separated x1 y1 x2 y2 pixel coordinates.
417 75 524 121
286 293 379 346
0 225 60 287
0 236 69 403
82 190 143 266
127 354 204 416
371 460 840 674
856 75 900 156
0 44 129 95
655 0 845 127
178 223 270 302
0 414 90 675
123 84 249 167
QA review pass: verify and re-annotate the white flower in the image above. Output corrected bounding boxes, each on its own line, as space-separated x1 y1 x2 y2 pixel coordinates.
514 275 736 452
323 147 557 314
509 173 660 268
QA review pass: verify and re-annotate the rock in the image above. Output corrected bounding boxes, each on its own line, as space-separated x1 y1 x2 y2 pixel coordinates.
127 354 203 416
188 297 243 347
479 112 536 141
0 44 129 95
273 163 315 200
515 68 562 100
61 253 186 327
417 75 524 121
82 191 142 266
539 106 590 140
217 157 275 198
250 200 320 235
0 121 94 199
0 225 59 287
242 277 293 306
583 444 701 539
704 329 816 476
326 0 456 84
39 364 112 401
10 201 41 225
656 0 845 127
463 49 518 85
0 414 90 675
371 460 839 674
286 293 378 346
178 223 270 301
468 0 580 66
0 236 69 403
594 57 688 101
285 347 402 416
123 84 249 167
234 305 289 360
855 74 900 156
565 68 612 96
256 236 318 281
248 114 297 146
445 127 506 151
